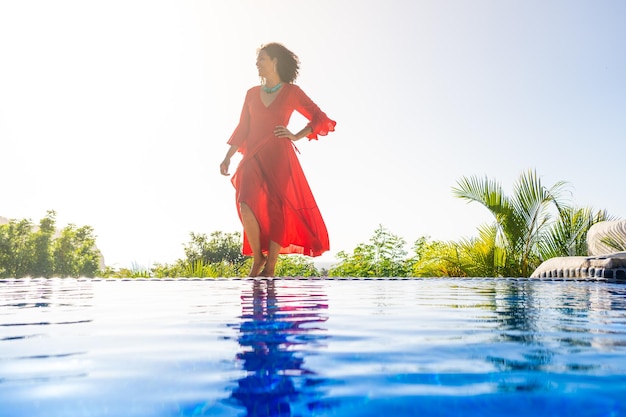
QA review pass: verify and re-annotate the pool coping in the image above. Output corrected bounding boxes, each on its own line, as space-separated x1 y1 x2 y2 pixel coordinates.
1 276 625 284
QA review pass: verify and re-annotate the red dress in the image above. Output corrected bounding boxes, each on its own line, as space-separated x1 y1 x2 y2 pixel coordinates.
227 83 336 257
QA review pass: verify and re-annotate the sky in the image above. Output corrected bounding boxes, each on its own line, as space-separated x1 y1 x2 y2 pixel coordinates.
1 0 625 270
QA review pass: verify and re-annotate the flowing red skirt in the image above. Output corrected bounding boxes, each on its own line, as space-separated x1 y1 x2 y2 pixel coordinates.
231 139 329 257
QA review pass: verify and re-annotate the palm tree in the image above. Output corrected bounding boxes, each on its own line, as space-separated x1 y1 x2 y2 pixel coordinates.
452 169 568 277
456 224 504 277
540 207 614 259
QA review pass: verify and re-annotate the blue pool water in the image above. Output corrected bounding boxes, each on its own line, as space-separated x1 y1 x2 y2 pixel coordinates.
0 278 625 417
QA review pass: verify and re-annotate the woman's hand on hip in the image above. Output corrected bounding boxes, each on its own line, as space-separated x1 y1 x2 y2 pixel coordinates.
274 125 297 141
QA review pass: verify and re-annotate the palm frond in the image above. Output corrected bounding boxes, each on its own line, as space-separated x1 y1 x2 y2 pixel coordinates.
505 169 571 275
452 175 508 215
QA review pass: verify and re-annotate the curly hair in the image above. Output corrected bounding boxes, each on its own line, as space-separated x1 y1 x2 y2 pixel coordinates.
259 42 300 83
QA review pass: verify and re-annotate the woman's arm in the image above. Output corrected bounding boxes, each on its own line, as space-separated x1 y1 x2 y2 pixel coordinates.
273 125 312 142
221 89 252 176
220 144 239 176
292 85 336 140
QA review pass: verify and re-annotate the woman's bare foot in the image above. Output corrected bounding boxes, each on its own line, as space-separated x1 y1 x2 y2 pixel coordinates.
248 255 267 277
259 261 276 277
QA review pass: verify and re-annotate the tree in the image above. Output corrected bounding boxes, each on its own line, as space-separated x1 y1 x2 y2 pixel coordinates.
30 210 56 277
329 225 411 277
176 231 249 276
275 255 319 277
184 231 248 265
146 231 247 278
411 236 469 277
52 224 100 277
0 218 34 278
455 225 504 277
452 169 611 277
540 206 613 260
0 211 102 278
148 232 322 278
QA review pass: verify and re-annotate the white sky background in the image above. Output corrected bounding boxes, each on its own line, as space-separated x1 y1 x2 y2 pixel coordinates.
1 0 624 270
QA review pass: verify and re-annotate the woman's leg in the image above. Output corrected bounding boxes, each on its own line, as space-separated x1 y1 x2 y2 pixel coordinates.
240 202 266 276
260 241 281 277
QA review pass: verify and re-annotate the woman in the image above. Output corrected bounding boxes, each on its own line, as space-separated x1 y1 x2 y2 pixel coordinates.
220 43 336 277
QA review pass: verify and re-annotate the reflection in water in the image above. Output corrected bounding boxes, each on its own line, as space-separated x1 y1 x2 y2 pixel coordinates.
485 280 626 391
230 279 331 417
0 279 94 395
2 278 625 416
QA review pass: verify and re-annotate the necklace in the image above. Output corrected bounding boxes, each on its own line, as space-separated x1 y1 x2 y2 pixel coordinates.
262 82 283 94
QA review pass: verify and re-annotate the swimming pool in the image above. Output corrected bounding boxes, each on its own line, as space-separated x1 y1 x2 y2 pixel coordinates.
1 278 625 416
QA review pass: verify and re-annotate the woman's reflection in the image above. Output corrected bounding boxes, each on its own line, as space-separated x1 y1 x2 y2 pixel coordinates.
230 278 330 416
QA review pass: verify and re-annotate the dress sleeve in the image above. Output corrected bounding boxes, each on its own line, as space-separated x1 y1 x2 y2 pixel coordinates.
293 85 336 140
227 89 252 151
